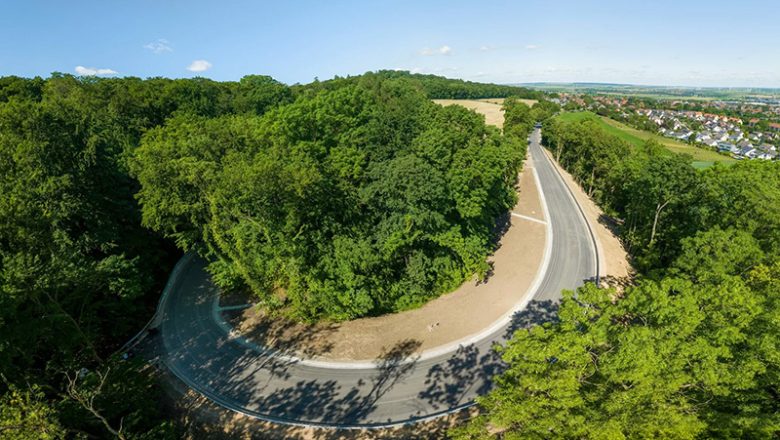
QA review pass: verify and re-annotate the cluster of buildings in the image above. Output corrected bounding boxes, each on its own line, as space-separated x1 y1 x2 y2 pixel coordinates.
637 109 778 161
548 91 780 162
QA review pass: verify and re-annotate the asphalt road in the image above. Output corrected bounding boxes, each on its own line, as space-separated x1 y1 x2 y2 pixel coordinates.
159 128 597 428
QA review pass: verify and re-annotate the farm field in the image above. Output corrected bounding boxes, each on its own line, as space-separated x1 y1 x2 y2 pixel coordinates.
477 97 538 106
433 99 506 127
433 98 538 127
557 111 735 167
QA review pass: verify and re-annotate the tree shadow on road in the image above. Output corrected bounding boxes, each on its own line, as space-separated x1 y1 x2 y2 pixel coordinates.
417 344 504 412
219 338 424 427
503 299 559 340
165 366 472 440
415 299 560 414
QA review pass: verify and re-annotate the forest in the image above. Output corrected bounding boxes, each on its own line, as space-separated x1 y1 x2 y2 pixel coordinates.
0 72 534 438
4 67 775 438
133 75 527 321
455 113 780 438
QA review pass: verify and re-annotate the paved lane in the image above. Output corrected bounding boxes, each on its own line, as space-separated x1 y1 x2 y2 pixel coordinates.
159 128 597 427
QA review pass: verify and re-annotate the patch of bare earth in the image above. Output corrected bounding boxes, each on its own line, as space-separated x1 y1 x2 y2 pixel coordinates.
540 148 633 289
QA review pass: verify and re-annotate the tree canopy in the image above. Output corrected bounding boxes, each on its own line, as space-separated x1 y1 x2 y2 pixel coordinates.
0 71 532 437
0 72 297 438
133 75 527 320
454 112 780 439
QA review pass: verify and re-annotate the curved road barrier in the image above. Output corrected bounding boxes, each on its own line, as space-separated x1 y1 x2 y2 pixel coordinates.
158 128 598 428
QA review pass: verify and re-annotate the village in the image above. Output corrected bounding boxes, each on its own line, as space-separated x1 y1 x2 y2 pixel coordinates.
638 109 779 160
552 92 780 161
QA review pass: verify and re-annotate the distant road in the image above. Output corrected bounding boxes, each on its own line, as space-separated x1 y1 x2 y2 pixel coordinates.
158 128 597 428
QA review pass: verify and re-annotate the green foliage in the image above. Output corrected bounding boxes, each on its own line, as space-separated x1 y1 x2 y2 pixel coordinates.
0 70 532 436
542 115 780 271
358 70 542 100
502 98 534 136
530 99 561 123
134 76 526 321
670 227 764 282
0 72 297 438
457 259 780 439
0 383 65 440
459 100 780 439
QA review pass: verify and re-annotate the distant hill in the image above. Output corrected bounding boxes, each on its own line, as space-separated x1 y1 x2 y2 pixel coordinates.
337 70 544 100
512 82 780 100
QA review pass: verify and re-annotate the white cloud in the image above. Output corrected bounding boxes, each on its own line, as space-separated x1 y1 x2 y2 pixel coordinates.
525 44 540 50
186 59 212 72
479 45 493 52
144 38 173 54
74 66 118 76
420 45 452 56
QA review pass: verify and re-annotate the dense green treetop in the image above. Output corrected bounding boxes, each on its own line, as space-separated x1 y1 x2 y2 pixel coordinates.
455 260 779 439
134 75 527 320
331 70 543 100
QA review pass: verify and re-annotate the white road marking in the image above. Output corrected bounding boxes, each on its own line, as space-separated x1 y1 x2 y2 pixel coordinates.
511 212 547 225
218 304 253 312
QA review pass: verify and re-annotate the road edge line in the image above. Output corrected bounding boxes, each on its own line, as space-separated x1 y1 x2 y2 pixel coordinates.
539 142 602 284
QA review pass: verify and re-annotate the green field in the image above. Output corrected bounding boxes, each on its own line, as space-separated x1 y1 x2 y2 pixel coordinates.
557 112 735 166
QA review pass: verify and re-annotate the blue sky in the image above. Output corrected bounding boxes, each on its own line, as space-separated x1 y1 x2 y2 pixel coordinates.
1 0 779 87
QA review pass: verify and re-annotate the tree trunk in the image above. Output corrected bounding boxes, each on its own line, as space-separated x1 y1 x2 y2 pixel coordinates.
588 168 595 197
649 200 670 247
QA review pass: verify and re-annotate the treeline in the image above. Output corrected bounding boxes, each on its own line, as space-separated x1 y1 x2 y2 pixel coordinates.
364 70 543 100
0 71 529 437
133 75 527 321
455 115 780 438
